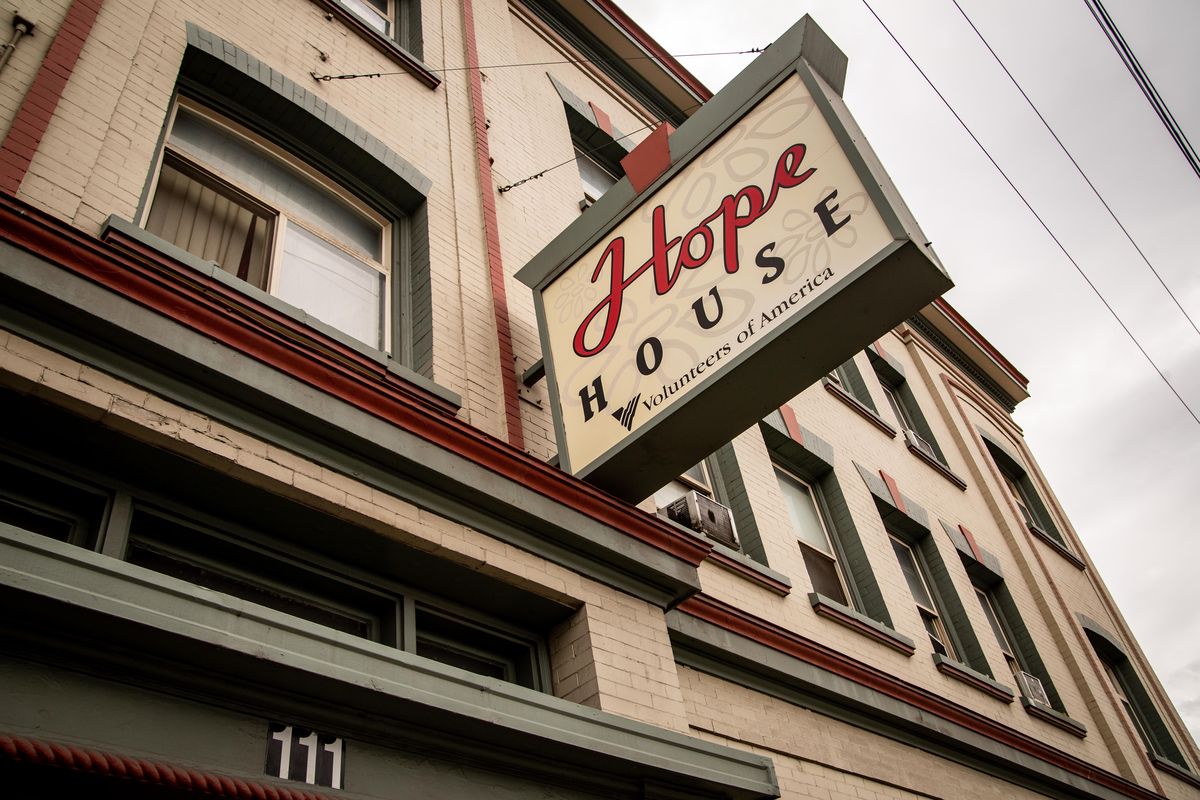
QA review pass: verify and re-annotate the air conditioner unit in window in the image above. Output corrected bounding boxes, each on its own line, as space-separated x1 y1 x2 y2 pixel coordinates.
903 428 938 461
1018 670 1052 706
663 491 738 550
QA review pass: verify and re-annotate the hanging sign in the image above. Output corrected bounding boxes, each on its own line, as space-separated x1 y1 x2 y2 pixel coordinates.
517 16 952 501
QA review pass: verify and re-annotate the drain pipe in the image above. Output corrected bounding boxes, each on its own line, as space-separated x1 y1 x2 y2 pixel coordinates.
0 12 36 76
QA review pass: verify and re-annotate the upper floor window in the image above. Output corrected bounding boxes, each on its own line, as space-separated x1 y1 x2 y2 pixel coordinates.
576 147 619 208
1001 472 1043 533
144 102 392 351
1084 622 1189 766
322 0 420 56
891 534 956 660
776 466 849 606
343 0 393 35
868 348 948 467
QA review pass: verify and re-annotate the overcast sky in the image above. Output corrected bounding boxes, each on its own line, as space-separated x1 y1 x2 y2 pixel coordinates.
615 0 1200 743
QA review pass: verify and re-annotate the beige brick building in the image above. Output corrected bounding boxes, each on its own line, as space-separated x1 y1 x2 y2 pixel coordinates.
0 0 1195 798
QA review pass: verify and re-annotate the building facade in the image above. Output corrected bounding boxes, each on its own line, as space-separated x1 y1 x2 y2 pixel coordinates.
0 1 1196 798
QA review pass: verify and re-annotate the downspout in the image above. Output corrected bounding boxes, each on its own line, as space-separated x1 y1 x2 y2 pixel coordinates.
0 12 35 75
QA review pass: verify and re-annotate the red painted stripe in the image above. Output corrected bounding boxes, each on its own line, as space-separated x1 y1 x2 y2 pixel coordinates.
879 469 907 514
460 0 524 451
958 523 983 563
0 194 712 567
0 733 332 798
777 403 804 445
620 122 673 194
678 594 1166 800
0 0 105 194
588 101 614 136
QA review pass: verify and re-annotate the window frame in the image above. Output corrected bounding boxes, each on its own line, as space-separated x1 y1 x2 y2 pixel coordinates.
1102 660 1160 757
0 452 111 550
575 146 620 208
1084 623 1188 765
890 534 958 661
975 586 1021 680
318 0 422 59
677 459 714 497
143 99 395 353
775 465 853 607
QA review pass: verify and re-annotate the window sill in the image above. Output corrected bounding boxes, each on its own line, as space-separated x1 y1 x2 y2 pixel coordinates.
1020 697 1088 738
655 513 792 596
1150 754 1200 789
906 441 967 490
312 0 440 89
809 593 915 656
822 379 897 438
707 540 792 596
100 217 461 414
1025 523 1086 570
931 654 1013 703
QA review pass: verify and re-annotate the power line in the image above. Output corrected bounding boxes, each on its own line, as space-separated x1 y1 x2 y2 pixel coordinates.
1083 0 1200 182
859 0 1199 426
312 47 764 82
949 0 1200 340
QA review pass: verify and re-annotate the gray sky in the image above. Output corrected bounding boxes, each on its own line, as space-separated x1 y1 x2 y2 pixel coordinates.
616 0 1200 743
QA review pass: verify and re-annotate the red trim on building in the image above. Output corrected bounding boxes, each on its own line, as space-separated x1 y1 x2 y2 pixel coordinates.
588 101 613 136
932 298 1028 388
777 404 803 445
872 338 888 359
0 733 332 799
879 470 907 515
459 0 525 450
958 524 983 563
590 0 712 102
620 122 674 194
677 594 1166 800
0 0 106 194
0 194 712 567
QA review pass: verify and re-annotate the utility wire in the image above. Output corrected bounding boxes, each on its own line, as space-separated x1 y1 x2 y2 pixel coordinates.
496 102 702 193
950 0 1200 340
1084 0 1200 182
860 0 1199 426
312 47 764 82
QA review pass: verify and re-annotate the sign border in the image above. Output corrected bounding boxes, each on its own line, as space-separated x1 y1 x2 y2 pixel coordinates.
517 15 950 496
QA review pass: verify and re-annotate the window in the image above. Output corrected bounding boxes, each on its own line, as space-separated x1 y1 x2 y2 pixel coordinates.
342 0 393 35
1084 623 1188 765
654 456 742 552
652 458 713 509
0 454 109 549
144 102 392 351
869 353 945 464
327 0 420 55
1103 661 1159 755
1002 472 1043 533
124 505 546 689
891 535 956 659
880 382 938 461
976 588 1017 674
826 357 878 412
983 437 1068 549
576 147 619 208
776 467 850 606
